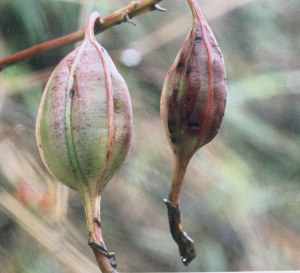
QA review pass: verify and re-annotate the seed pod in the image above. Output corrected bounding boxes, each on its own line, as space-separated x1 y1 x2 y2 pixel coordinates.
160 0 227 265
36 12 132 271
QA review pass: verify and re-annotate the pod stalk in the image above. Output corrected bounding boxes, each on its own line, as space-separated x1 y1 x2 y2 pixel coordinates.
167 155 188 206
82 192 117 272
165 155 196 266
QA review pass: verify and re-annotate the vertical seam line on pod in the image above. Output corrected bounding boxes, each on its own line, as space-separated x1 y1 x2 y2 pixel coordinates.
36 66 60 177
88 12 115 194
65 43 87 184
190 0 214 153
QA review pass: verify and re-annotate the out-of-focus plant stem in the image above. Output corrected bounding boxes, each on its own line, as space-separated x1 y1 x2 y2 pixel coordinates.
0 0 165 71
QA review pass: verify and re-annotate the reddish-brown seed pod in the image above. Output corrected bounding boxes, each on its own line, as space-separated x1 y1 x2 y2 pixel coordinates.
160 0 227 265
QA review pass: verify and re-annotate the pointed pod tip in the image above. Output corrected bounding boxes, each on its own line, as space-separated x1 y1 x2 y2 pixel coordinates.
91 11 100 17
85 12 102 41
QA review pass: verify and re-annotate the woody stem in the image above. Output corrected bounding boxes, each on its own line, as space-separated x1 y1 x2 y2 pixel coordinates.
0 0 165 71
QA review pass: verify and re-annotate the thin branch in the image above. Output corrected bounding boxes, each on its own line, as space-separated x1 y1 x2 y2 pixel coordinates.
0 0 165 71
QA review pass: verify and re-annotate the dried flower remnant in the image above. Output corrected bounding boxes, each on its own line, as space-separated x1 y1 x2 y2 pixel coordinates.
36 12 132 273
160 0 227 265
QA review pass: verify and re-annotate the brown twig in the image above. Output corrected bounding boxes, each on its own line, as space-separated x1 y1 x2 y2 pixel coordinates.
0 0 166 71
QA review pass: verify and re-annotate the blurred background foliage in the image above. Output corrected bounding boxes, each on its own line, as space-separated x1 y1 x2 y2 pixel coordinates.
0 0 300 272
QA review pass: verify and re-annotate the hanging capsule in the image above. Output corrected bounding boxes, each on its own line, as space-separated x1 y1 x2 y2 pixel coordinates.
160 0 227 265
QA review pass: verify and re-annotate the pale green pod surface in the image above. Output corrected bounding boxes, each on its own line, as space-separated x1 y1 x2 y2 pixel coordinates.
36 12 132 195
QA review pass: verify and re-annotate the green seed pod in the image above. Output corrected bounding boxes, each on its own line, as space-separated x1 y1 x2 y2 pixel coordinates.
160 0 227 266
36 12 132 270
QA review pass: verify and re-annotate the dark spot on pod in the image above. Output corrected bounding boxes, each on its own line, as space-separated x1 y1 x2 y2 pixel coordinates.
216 127 220 131
172 87 179 99
69 89 74 99
187 122 201 128
194 37 202 44
168 119 174 134
186 111 190 118
225 78 227 84
187 97 191 101
186 66 192 75
177 62 183 70
171 138 177 143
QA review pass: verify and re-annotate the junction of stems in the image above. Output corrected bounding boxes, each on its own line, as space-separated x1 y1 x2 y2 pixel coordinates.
0 0 165 71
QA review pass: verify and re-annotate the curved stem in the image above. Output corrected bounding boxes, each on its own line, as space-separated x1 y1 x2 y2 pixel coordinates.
0 0 165 71
165 155 196 266
168 155 188 206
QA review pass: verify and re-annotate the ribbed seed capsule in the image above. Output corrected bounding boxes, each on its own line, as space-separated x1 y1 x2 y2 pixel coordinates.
36 12 132 271
160 0 227 265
